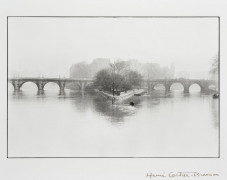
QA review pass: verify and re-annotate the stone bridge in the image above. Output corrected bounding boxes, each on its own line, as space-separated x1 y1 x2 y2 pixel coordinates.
145 79 217 93
8 78 94 92
8 78 217 94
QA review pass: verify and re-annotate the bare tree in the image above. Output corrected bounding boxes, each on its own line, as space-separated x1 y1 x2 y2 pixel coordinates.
94 61 142 96
210 55 218 75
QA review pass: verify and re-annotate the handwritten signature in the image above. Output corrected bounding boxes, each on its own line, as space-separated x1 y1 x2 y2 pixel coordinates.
146 172 219 178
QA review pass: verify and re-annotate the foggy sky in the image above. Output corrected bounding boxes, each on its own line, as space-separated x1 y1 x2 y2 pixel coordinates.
8 17 219 78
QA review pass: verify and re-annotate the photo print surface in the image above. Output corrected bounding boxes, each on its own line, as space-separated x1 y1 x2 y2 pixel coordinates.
7 17 219 158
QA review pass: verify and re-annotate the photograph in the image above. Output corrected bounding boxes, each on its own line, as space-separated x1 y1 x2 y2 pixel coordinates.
7 16 219 158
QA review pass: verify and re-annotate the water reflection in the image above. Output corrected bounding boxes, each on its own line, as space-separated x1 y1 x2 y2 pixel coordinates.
69 91 94 112
92 96 137 124
67 91 137 123
11 90 24 99
211 98 219 128
11 89 67 98
8 88 219 157
9 89 219 127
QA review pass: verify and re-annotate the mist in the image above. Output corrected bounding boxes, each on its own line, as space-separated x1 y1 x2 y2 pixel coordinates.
8 17 219 79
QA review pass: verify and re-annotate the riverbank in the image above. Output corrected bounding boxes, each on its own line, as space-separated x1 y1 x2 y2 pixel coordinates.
95 89 145 103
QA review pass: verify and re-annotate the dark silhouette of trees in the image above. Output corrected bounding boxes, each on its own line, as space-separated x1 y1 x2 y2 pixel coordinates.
210 55 218 76
94 61 143 95
93 69 112 91
209 55 219 92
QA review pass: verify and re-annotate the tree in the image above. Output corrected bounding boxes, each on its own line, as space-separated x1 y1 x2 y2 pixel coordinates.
93 61 143 95
124 70 143 89
210 55 218 77
209 55 219 91
110 61 130 75
93 69 112 91
94 69 124 95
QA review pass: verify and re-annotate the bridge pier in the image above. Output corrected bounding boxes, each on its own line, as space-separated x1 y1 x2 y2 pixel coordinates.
58 81 66 95
58 81 66 94
37 81 45 91
164 82 171 93
59 90 65 95
166 86 170 93
147 82 155 92
59 81 65 91
182 82 191 93
200 82 210 93
10 80 21 91
14 81 20 91
37 90 45 95
184 87 189 93
201 86 210 93
150 84 155 91
78 81 86 91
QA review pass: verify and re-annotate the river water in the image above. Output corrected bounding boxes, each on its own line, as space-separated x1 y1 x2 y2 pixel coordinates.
8 85 219 157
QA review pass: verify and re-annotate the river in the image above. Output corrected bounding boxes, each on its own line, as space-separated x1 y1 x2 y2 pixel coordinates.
8 84 219 157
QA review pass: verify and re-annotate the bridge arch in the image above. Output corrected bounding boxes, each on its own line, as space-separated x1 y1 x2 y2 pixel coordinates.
208 84 217 91
153 83 166 91
19 81 39 90
189 83 202 93
43 81 61 91
170 82 184 92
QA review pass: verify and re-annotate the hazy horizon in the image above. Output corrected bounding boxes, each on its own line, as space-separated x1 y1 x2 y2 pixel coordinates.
8 17 219 78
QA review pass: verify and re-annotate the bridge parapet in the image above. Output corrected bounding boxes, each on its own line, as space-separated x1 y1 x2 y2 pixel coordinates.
8 78 94 92
145 79 217 93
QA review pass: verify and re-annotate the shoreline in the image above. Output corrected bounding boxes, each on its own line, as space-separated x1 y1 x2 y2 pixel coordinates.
95 89 145 103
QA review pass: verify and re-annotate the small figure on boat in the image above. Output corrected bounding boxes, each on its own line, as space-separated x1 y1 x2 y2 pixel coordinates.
213 93 219 99
130 102 134 106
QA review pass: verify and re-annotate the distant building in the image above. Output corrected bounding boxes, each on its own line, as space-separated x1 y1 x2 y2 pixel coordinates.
170 63 175 78
176 71 190 79
70 58 110 79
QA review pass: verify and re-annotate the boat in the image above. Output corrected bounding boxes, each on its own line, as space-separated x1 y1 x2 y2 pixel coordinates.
134 93 141 96
130 102 134 106
134 90 146 96
213 94 219 99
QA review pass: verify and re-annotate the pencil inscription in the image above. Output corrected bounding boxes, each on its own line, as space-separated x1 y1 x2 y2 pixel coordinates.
146 172 219 178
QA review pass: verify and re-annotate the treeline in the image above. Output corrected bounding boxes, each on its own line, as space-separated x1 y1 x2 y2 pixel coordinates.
70 58 175 80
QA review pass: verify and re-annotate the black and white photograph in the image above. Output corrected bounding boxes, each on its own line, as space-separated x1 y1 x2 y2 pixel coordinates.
2 0 227 179
7 16 219 158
